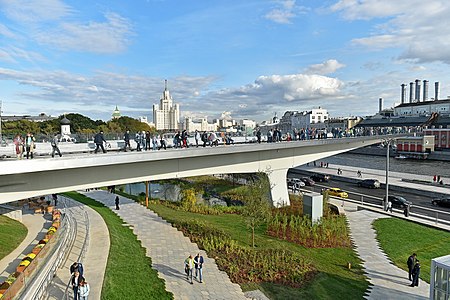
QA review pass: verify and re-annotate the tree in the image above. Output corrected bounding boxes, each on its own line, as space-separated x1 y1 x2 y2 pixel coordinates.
242 173 272 248
181 188 197 210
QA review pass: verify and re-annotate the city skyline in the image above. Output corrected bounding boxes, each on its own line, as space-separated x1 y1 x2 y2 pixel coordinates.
1 0 450 122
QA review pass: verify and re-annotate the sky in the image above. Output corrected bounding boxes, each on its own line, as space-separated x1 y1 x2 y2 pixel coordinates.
1 0 450 122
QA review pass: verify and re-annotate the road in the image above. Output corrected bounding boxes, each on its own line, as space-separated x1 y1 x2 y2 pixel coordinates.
287 171 450 222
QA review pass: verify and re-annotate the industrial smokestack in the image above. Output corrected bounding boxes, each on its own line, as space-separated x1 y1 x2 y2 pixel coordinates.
409 82 414 103
379 98 383 113
415 79 421 102
435 82 440 101
401 84 406 104
423 80 428 101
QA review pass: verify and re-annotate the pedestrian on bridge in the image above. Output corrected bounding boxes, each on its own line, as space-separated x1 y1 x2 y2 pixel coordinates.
123 130 131 152
78 278 90 300
72 271 85 300
94 131 107 154
51 133 62 158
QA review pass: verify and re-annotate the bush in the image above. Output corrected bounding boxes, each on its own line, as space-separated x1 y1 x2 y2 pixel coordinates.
173 220 315 287
267 213 351 248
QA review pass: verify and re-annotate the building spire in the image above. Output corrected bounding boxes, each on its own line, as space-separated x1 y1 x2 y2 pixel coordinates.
165 79 168 91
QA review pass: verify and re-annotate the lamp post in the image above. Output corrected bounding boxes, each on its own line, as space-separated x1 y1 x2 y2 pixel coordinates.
383 138 395 210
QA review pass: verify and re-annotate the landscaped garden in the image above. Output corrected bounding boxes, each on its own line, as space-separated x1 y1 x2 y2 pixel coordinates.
373 217 450 283
118 175 369 299
64 192 173 300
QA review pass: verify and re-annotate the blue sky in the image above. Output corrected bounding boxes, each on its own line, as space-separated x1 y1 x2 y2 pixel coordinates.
1 0 450 122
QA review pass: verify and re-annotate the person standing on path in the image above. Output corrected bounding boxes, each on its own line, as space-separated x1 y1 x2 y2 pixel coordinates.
78 278 90 300
115 196 120 210
94 131 107 154
14 134 24 159
386 200 392 213
407 253 416 281
51 133 62 158
184 255 194 284
194 253 204 283
410 260 421 287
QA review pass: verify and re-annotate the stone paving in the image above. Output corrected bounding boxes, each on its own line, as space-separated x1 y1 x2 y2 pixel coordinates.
80 190 247 300
345 206 430 300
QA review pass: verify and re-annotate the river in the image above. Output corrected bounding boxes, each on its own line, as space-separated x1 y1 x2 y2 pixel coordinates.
325 153 450 177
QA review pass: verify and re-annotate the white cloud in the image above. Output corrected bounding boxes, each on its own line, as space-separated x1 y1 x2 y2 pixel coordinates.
331 0 450 64
34 12 133 54
264 0 304 24
0 23 16 39
304 59 345 75
0 0 73 22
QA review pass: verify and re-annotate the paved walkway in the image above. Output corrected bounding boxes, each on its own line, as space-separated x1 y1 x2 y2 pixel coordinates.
80 190 247 300
0 210 51 282
341 202 430 299
45 196 109 300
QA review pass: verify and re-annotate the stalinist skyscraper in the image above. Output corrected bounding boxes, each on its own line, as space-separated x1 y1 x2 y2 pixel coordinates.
152 80 180 130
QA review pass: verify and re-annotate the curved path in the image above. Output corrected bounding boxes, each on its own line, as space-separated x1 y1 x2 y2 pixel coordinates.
81 190 247 300
343 203 430 299
44 196 109 300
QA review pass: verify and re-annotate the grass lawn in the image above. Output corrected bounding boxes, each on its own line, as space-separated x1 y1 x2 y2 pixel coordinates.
64 192 173 300
148 202 368 300
0 215 27 260
373 217 450 283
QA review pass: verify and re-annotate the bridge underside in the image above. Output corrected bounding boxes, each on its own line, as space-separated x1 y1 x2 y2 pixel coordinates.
0 136 394 206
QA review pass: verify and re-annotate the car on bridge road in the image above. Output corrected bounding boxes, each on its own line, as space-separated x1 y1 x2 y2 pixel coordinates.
326 188 348 198
431 198 450 208
358 179 381 189
287 178 305 190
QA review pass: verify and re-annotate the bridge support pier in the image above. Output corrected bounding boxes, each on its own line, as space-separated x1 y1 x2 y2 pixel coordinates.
266 168 290 207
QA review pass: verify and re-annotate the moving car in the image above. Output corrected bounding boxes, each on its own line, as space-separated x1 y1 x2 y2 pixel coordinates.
358 179 381 189
300 177 315 186
431 198 450 208
384 195 412 209
310 173 330 182
326 188 348 198
287 178 305 190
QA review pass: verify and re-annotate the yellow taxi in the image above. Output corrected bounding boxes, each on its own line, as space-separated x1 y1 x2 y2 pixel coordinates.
326 188 348 198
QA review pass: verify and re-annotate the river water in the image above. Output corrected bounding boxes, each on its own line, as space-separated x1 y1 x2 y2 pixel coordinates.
325 153 450 177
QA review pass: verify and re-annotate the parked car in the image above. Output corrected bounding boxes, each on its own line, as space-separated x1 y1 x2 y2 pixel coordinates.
310 173 330 182
431 198 450 208
300 177 315 186
384 195 412 209
358 179 381 189
326 188 348 198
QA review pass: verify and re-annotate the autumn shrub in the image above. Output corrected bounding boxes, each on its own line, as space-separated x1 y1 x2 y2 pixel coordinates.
267 213 351 248
173 220 316 287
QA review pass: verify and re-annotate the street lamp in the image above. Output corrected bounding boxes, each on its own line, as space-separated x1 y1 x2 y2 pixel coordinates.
383 138 395 210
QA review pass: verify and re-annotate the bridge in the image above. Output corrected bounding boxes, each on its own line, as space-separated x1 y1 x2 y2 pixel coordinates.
0 135 399 206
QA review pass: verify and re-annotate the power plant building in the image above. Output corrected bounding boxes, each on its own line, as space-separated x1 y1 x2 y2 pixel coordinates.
153 80 180 131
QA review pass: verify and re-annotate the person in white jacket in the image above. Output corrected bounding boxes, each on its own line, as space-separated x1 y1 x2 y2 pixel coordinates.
78 278 90 300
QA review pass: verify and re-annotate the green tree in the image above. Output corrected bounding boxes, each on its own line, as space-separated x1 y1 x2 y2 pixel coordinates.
242 173 272 248
63 113 98 133
111 116 153 133
181 188 197 210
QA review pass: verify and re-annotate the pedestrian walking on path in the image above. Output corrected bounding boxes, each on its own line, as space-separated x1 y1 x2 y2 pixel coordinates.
410 260 421 287
72 271 85 300
115 196 120 210
94 131 107 154
386 201 392 213
184 255 194 284
194 253 204 283
407 253 417 281
78 278 90 300
70 261 84 276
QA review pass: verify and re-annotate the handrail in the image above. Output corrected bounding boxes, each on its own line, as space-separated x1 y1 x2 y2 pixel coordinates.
63 196 90 300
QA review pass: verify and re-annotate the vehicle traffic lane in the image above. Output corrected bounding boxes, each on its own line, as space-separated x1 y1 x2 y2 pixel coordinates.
287 173 450 222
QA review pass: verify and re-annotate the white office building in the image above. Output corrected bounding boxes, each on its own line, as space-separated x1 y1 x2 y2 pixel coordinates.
183 117 217 133
152 80 180 130
280 107 329 132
